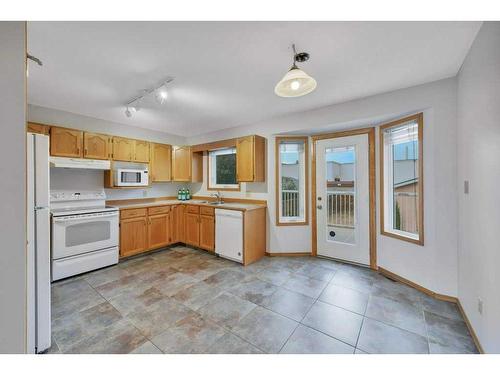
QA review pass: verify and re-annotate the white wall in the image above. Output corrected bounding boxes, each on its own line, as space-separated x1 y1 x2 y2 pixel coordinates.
188 77 459 297
0 22 27 353
456 22 500 353
28 105 188 200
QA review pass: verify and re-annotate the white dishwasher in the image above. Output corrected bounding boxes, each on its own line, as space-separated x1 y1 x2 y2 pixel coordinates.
215 209 243 263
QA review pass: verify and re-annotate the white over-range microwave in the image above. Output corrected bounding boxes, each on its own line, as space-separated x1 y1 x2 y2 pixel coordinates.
113 168 149 186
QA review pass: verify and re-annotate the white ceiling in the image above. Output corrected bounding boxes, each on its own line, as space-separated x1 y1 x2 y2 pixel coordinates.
27 21 481 137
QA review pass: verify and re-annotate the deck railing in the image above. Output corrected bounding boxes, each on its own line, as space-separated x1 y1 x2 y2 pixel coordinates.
282 190 356 228
282 190 299 217
327 191 355 228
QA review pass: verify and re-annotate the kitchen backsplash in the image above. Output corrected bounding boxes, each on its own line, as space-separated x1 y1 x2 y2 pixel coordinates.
49 168 185 200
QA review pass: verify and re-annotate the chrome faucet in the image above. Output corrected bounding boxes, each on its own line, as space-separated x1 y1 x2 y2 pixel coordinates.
211 191 223 204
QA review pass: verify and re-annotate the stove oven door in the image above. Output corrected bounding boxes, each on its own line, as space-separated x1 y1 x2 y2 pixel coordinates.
52 211 119 260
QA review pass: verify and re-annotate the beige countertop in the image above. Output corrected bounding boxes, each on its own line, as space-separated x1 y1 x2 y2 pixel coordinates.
108 199 266 212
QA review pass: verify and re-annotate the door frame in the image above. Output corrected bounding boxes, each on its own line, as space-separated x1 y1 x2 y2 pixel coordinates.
311 127 377 269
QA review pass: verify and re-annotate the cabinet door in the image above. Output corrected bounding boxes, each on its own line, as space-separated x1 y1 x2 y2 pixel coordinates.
112 137 134 161
148 213 170 249
27 122 50 135
134 140 150 163
151 143 172 182
84 132 110 160
199 215 215 251
184 212 200 247
236 135 254 182
50 126 83 157
172 146 192 181
120 217 148 257
171 205 185 243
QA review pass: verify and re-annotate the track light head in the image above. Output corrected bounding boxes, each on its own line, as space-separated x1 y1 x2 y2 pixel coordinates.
155 87 168 105
124 77 173 117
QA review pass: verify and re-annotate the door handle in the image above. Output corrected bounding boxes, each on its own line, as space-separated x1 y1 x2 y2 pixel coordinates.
317 205 323 210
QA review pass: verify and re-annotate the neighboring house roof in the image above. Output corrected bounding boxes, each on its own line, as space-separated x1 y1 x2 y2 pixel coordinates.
395 178 418 188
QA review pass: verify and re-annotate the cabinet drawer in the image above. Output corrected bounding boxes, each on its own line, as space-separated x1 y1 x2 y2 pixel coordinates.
200 206 215 216
148 205 170 215
120 208 147 219
186 205 200 214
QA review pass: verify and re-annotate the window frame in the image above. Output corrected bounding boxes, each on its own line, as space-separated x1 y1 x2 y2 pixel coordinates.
207 147 240 191
379 112 424 245
275 136 309 226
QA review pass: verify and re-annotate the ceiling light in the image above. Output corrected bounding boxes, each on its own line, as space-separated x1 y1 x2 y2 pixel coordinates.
155 88 168 104
124 77 173 118
275 44 317 98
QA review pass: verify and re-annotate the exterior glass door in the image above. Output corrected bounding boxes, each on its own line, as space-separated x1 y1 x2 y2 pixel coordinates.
316 134 370 265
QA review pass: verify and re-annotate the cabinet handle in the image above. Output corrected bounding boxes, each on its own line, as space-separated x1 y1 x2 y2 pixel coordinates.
84 148 88 156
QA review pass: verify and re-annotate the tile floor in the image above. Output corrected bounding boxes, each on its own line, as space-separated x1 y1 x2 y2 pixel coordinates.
47 246 478 354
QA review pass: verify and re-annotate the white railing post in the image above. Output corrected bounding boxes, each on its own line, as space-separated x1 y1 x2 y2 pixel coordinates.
326 191 355 228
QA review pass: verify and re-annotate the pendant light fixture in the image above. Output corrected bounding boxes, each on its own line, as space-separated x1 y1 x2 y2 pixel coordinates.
274 44 317 98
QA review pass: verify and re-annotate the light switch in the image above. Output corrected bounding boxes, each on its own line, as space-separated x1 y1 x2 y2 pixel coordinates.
464 180 469 194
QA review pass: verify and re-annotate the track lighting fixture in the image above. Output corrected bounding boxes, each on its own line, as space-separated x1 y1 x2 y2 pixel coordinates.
155 88 168 105
275 44 317 98
124 77 173 118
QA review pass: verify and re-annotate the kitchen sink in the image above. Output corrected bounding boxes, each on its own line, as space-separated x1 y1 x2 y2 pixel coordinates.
209 201 225 205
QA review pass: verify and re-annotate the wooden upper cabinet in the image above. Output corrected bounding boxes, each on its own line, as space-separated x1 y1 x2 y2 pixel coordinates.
172 146 192 182
112 136 134 161
134 140 150 163
199 214 215 251
83 132 110 160
151 143 172 182
27 122 50 135
148 213 170 249
184 212 200 247
236 135 266 182
120 216 148 257
50 126 83 158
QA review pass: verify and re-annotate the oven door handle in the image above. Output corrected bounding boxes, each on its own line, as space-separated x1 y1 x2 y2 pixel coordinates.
53 212 118 223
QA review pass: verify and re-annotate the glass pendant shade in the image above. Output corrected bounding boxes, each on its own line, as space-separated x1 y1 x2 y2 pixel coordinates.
274 66 317 97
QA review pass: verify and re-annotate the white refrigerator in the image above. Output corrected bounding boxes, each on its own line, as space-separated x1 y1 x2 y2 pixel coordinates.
26 133 51 353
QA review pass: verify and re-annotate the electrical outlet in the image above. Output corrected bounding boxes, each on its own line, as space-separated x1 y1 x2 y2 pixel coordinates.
478 298 483 315
142 190 147 197
464 180 469 194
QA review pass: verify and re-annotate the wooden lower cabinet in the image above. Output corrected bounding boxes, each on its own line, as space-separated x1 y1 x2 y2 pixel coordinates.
148 213 171 249
185 212 200 247
119 204 265 263
120 216 148 257
199 214 215 251
171 205 185 243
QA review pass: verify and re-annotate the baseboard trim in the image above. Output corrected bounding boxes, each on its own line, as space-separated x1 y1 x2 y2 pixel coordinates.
378 267 456 301
265 252 312 257
378 266 484 354
456 299 485 354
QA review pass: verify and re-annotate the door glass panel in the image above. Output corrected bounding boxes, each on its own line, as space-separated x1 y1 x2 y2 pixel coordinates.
66 221 111 247
325 145 356 244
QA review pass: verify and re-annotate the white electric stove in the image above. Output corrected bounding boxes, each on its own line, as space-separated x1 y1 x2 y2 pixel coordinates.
50 190 119 281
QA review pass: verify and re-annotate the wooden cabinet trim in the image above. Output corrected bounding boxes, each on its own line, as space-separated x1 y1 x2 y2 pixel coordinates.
200 206 215 216
186 205 200 214
120 208 147 220
148 205 171 215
